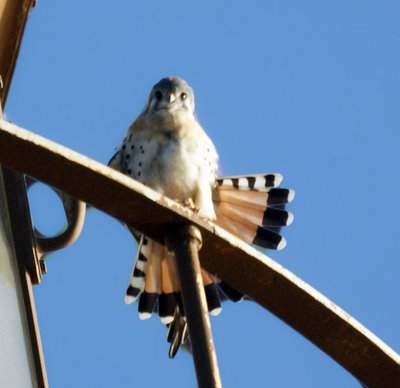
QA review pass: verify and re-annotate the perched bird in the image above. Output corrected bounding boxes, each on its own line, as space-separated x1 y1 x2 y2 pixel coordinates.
109 76 294 357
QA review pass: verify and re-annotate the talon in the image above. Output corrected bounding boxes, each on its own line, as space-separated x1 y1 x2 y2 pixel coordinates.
183 198 196 211
175 198 199 213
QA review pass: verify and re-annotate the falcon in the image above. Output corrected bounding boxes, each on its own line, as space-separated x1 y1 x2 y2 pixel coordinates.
109 76 294 357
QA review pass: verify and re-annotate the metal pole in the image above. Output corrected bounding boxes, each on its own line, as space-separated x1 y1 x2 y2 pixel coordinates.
166 224 222 388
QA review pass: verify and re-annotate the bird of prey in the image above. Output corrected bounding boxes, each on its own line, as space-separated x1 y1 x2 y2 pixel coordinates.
109 76 294 357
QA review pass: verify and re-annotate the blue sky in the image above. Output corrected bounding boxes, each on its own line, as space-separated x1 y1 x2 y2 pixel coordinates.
6 1 400 387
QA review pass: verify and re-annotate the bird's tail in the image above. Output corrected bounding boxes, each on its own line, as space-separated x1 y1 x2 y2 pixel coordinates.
213 173 294 250
124 235 222 357
125 173 294 357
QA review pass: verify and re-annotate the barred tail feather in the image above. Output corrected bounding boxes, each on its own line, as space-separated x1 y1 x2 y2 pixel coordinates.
202 270 222 316
218 281 245 302
216 213 286 250
138 240 163 320
159 255 179 324
125 235 224 356
213 174 294 250
215 201 293 228
125 235 147 304
216 173 283 190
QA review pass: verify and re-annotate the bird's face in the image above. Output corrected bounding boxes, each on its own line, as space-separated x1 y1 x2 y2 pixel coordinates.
144 77 195 116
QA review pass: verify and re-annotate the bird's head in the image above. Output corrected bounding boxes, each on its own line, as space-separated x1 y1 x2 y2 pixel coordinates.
144 76 195 116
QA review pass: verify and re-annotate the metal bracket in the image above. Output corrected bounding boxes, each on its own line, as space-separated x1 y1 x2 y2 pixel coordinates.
25 177 86 264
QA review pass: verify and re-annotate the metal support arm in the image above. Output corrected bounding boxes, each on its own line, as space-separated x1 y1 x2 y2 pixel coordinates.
166 225 222 388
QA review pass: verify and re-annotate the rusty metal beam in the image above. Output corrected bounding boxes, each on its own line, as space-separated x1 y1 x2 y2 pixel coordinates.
0 0 35 105
0 118 399 387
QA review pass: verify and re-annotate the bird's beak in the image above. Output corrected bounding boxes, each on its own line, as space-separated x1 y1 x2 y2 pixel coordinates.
166 93 176 103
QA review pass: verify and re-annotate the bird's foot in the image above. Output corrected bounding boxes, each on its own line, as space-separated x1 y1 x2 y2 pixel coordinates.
175 198 199 213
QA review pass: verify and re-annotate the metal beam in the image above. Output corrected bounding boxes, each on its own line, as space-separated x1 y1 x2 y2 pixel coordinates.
0 0 36 105
0 118 399 387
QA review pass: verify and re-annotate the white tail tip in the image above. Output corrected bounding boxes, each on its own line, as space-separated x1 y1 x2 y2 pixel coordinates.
125 295 136 305
286 212 294 226
210 307 222 316
161 316 174 325
288 189 296 202
277 237 287 250
139 312 152 320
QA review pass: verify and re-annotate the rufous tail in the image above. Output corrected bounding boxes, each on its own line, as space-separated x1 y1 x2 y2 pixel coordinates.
125 173 294 357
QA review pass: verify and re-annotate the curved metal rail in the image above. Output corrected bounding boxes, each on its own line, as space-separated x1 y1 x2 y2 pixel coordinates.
0 119 399 387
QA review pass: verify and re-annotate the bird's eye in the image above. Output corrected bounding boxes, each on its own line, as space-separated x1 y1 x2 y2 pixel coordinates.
181 92 187 100
154 91 162 100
